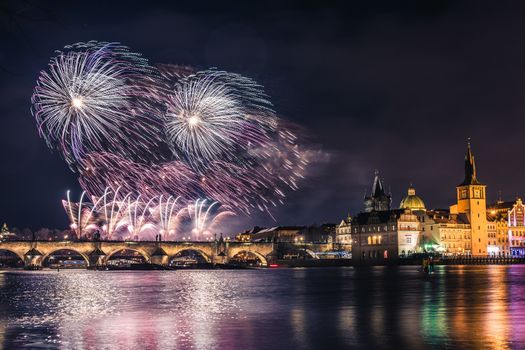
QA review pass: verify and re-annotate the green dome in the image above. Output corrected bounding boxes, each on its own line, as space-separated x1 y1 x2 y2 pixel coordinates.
399 186 426 211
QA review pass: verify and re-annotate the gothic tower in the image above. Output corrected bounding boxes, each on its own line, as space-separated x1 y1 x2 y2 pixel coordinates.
454 140 488 256
363 170 392 212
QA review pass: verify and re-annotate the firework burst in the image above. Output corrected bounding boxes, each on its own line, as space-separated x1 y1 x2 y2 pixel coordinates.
31 41 165 168
164 69 276 171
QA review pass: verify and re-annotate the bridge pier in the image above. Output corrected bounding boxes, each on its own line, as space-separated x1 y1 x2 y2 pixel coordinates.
88 248 106 268
151 247 169 266
24 247 43 269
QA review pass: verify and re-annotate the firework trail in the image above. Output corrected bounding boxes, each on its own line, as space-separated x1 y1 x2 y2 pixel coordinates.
62 190 99 238
184 199 235 240
63 189 234 241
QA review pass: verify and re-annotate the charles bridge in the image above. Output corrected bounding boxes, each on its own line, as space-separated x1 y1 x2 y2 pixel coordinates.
0 240 347 268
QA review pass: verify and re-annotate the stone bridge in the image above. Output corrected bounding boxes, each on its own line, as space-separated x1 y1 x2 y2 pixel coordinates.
0 240 278 268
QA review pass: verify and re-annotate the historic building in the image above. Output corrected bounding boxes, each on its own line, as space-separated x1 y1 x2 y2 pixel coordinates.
485 198 525 257
335 215 352 244
350 209 403 262
486 199 513 256
507 198 525 256
342 174 424 263
417 210 471 255
363 171 391 212
237 226 306 242
449 141 488 256
399 186 426 212
396 209 422 256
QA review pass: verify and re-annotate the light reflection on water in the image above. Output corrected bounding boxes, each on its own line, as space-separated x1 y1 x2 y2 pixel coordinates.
0 266 524 349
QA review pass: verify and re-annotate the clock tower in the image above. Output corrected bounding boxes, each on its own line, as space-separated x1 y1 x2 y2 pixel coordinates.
454 140 488 256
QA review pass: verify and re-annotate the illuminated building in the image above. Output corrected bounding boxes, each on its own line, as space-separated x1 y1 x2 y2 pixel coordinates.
507 198 525 256
418 210 471 255
248 226 306 242
449 141 488 256
347 174 423 262
396 209 422 256
399 186 426 212
335 215 352 244
350 209 403 262
486 199 513 256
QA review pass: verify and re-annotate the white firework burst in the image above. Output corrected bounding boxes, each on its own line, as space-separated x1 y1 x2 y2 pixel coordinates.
31 41 164 169
164 69 276 171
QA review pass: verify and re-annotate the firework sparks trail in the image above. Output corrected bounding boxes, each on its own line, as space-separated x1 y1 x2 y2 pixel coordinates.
64 189 235 241
183 199 235 240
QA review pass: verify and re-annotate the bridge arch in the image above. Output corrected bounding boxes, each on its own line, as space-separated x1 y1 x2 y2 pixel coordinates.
41 249 90 267
230 250 268 267
170 248 211 263
0 248 25 262
105 248 151 262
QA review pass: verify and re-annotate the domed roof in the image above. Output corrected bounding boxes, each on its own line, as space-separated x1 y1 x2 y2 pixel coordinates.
399 186 426 211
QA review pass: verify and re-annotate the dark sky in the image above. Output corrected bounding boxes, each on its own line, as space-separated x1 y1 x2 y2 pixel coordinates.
1 0 525 231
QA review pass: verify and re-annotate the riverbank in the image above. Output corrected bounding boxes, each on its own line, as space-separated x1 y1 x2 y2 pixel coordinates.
3 256 525 270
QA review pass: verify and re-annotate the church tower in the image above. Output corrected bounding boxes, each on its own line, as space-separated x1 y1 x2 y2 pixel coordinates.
453 140 488 256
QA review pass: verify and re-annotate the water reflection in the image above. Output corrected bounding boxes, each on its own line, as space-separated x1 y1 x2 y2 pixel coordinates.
0 266 524 349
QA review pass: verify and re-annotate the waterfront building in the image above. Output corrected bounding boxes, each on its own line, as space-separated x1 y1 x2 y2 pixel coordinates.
237 226 305 242
236 226 265 242
418 210 471 255
507 198 525 256
348 175 424 262
486 200 513 257
303 224 336 243
449 141 488 256
487 220 498 256
396 209 422 256
350 209 403 262
335 215 352 244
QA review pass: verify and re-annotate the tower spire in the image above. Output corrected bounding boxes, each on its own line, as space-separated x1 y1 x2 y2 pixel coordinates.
461 138 481 185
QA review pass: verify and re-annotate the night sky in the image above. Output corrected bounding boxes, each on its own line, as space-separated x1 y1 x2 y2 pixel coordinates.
1 0 525 231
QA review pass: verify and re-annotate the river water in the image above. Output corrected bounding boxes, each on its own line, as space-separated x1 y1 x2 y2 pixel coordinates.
0 265 524 349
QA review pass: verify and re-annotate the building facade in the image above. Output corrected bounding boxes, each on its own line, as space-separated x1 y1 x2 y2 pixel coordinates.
350 210 402 263
335 216 352 244
508 199 525 256
397 209 421 256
